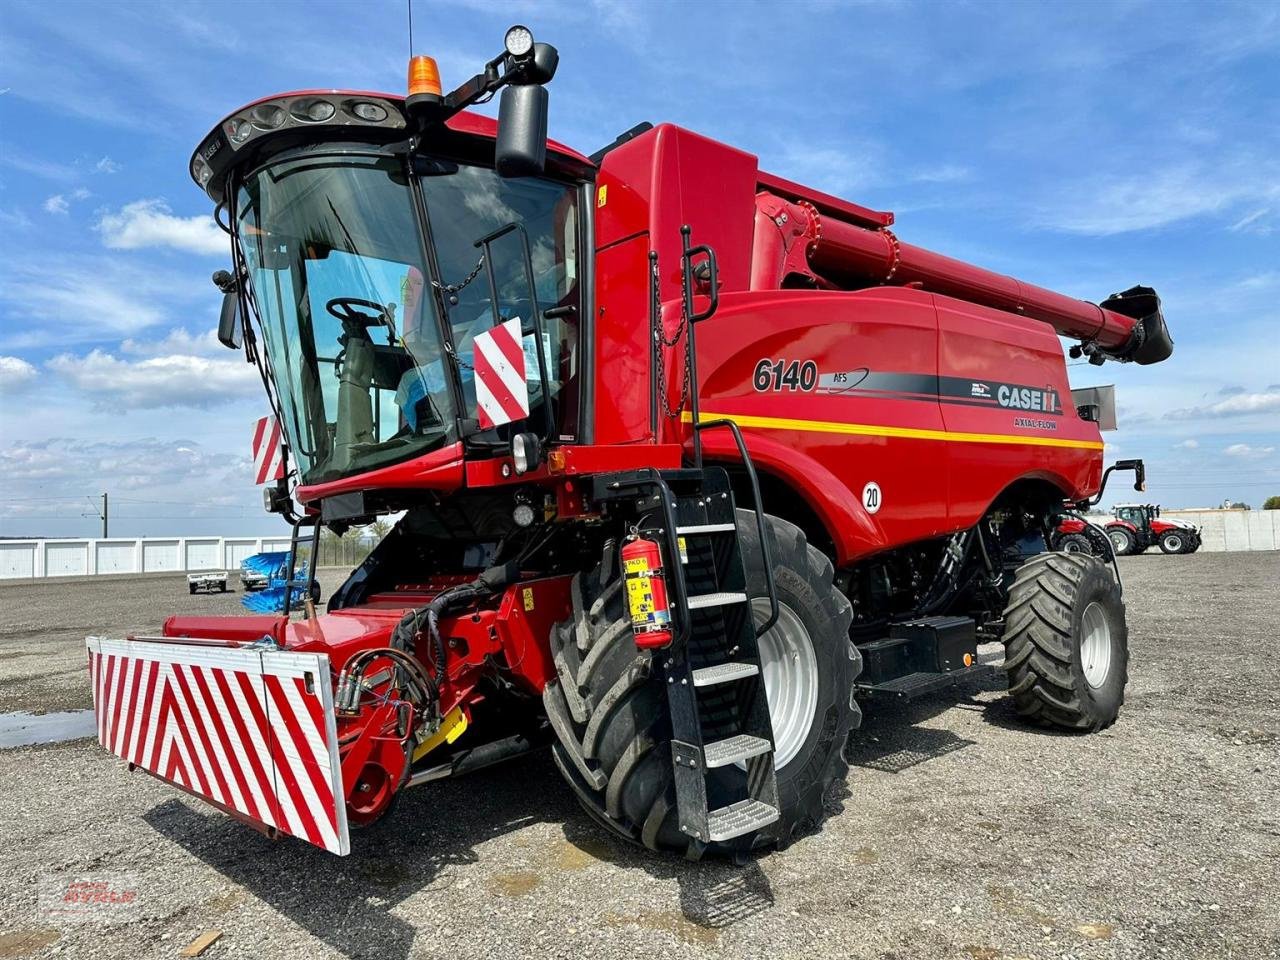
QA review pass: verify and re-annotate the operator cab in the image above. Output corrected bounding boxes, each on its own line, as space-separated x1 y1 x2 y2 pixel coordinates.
192 29 593 496
1113 504 1154 526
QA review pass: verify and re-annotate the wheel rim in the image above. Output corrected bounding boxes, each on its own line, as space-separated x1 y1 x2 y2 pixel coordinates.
1064 539 1085 554
1109 531 1128 552
1166 535 1182 551
1079 601 1112 688
752 598 819 770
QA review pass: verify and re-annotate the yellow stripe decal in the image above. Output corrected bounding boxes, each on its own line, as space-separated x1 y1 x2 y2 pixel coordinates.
682 410 1104 451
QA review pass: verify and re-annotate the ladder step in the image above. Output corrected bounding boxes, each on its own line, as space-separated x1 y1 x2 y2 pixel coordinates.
691 662 759 687
706 799 780 841
703 734 772 768
687 592 747 610
675 523 736 535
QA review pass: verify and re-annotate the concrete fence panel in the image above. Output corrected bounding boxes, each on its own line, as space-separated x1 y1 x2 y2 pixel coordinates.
95 540 137 574
46 541 90 577
0 542 36 579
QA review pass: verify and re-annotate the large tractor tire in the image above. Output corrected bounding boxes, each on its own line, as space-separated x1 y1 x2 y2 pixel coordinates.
1107 526 1136 557
1002 552 1128 731
1158 531 1186 555
544 511 859 857
1055 533 1092 556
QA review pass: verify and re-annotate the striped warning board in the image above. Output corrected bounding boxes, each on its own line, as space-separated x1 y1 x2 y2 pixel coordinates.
86 636 349 855
472 318 530 430
251 416 285 485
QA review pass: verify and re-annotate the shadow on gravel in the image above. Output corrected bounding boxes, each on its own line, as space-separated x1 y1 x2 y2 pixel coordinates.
558 810 777 934
144 751 567 960
143 746 776 957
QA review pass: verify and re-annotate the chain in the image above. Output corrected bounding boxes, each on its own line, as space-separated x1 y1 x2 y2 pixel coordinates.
431 254 486 297
652 256 691 421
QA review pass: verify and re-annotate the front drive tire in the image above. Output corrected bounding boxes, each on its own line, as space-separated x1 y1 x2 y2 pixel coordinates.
543 511 858 857
1002 552 1128 731
1158 531 1185 554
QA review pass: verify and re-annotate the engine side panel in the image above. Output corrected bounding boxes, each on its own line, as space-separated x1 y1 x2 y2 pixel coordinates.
690 288 1102 565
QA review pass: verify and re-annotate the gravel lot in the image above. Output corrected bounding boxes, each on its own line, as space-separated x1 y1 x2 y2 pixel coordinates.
0 553 1276 960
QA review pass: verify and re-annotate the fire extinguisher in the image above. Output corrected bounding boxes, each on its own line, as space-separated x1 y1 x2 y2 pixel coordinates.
620 534 673 649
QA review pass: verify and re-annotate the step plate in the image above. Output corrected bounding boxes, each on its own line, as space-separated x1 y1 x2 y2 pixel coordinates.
675 523 736 535
704 733 772 768
691 662 759 687
707 798 780 842
687 592 747 610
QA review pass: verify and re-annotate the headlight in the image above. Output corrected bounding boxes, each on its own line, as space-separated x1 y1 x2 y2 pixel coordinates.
513 502 535 528
350 101 387 122
291 98 336 123
252 104 285 130
504 24 534 58
512 432 541 475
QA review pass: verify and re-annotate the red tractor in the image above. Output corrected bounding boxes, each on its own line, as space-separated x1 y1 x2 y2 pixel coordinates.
1106 504 1201 555
1050 514 1108 556
85 28 1173 860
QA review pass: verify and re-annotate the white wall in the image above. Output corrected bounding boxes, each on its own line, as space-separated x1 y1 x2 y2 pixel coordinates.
0 536 280 580
1162 510 1280 553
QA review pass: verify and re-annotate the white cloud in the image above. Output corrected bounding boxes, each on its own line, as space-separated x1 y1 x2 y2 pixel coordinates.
95 156 121 174
1224 443 1275 460
0 436 252 499
1165 391 1280 421
46 349 258 409
1035 161 1280 236
910 164 971 184
43 187 90 215
0 356 37 393
120 327 227 358
1174 439 1199 449
96 199 225 255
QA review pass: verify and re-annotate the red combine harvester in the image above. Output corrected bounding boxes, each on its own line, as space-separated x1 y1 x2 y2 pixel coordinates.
86 27 1172 859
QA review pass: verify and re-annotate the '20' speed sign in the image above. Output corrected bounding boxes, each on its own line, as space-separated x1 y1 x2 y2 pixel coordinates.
862 482 882 515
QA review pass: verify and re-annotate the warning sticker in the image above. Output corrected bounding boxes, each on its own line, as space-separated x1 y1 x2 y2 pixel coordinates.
522 587 535 612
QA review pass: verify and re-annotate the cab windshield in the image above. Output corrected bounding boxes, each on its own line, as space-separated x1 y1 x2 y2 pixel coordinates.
236 146 581 486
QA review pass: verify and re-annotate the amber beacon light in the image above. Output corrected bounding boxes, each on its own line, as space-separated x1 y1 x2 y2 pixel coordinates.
407 55 442 107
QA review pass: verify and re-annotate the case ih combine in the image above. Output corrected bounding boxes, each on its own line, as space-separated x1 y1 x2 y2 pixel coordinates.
86 28 1172 859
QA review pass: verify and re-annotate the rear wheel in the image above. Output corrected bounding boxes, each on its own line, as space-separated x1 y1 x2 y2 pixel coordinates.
1056 533 1092 555
544 511 858 857
1107 526 1136 556
1158 531 1185 554
1002 552 1128 731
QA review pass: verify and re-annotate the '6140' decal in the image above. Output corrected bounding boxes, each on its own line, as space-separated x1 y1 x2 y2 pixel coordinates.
753 358 818 392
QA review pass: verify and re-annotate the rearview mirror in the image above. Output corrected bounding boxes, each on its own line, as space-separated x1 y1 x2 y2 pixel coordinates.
218 289 242 349
496 83 548 177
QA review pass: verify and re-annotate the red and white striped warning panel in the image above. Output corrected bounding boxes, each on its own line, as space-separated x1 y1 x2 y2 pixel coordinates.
86 637 349 855
472 317 530 429
251 415 285 485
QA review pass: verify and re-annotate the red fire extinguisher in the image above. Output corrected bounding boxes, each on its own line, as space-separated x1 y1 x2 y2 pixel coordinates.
620 534 673 649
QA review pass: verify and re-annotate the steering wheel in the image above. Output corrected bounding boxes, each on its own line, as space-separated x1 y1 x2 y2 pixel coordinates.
326 297 392 328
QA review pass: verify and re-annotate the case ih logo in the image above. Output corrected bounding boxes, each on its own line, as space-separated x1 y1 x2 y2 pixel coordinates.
970 382 991 398
997 384 1061 414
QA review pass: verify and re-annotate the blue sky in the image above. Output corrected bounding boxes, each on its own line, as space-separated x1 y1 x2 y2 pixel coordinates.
1 0 1277 538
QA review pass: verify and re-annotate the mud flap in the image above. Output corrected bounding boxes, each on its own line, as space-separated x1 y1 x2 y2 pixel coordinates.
86 636 349 855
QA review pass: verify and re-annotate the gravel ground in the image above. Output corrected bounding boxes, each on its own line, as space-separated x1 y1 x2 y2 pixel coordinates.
0 553 1276 960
